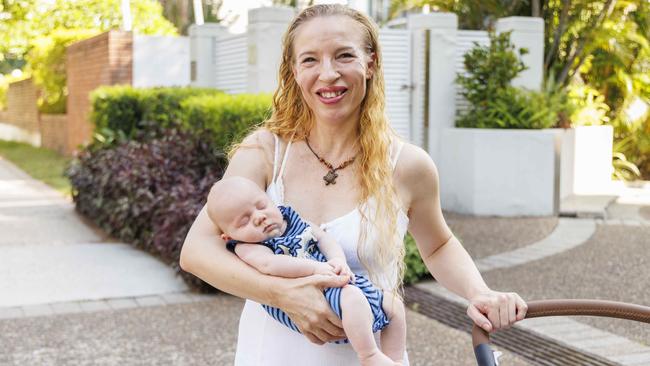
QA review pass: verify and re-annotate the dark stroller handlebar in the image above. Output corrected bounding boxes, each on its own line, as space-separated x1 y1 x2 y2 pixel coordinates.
473 299 650 366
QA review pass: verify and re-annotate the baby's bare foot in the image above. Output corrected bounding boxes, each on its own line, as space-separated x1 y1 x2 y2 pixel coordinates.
359 350 400 366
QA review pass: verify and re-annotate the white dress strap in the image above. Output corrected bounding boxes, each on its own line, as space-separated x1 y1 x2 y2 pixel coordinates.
271 133 281 183
277 138 292 181
391 140 405 170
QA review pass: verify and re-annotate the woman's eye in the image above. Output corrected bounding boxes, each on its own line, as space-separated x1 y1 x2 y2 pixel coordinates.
339 53 355 58
302 57 316 63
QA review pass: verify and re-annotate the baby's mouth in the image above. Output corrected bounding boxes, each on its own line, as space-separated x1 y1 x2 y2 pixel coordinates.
264 223 277 233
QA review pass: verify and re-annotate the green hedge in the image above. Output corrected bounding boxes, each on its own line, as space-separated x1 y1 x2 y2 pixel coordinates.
90 86 272 152
90 86 225 141
181 93 272 152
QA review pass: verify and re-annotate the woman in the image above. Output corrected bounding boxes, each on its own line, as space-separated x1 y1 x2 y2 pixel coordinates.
180 4 527 365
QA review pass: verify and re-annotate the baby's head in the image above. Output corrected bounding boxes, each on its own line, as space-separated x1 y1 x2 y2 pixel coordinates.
207 176 286 243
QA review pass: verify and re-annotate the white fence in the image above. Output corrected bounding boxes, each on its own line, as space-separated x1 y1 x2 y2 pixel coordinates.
132 35 190 88
379 29 412 141
214 34 248 94
455 30 489 116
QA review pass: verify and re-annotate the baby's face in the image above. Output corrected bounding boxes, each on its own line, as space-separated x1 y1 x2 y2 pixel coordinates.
217 184 285 243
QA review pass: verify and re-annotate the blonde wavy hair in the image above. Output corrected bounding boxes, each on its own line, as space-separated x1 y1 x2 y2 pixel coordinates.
234 4 405 292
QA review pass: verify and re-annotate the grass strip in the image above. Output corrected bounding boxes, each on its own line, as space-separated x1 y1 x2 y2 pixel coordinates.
0 140 71 195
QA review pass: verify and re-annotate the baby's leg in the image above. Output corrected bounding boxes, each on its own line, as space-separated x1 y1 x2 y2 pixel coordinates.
340 285 399 366
380 291 407 363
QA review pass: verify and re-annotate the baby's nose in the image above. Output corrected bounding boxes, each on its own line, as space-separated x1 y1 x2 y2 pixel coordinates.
254 213 266 225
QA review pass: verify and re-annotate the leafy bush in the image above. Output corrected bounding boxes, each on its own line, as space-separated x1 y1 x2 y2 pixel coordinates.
91 86 224 142
456 31 569 129
181 93 273 152
90 86 271 151
403 234 431 285
26 28 100 113
66 124 227 290
567 84 611 126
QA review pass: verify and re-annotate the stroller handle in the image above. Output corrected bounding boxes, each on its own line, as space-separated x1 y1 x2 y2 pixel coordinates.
472 299 650 366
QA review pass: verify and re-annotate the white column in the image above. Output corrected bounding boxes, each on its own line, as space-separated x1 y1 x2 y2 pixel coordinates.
246 6 295 93
407 12 458 163
496 16 544 90
189 23 228 88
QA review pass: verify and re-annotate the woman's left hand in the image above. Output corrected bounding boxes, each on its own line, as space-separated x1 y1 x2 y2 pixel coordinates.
467 290 527 332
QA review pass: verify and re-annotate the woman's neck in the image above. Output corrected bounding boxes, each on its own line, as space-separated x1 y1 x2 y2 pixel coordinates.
308 119 360 161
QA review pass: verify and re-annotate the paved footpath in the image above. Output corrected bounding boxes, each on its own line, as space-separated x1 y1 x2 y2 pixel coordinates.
0 157 532 365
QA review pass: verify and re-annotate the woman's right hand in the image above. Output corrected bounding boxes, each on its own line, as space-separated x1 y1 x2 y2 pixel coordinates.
274 274 349 344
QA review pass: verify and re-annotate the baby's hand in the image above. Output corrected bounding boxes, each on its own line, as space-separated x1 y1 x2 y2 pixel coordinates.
327 257 354 282
312 262 337 276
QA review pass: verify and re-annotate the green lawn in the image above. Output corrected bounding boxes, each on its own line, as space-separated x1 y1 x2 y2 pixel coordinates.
0 140 71 195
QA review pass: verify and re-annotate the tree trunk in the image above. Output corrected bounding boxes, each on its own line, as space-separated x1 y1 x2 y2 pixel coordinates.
532 0 541 17
545 0 572 71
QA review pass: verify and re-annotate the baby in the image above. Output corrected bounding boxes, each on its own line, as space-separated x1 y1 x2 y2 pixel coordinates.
206 176 406 366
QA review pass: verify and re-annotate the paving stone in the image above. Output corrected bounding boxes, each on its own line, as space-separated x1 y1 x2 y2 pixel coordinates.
187 293 217 302
597 343 650 357
50 302 83 315
160 292 193 304
106 298 138 310
79 300 110 313
134 296 165 307
21 304 54 317
571 334 633 350
0 307 24 319
610 352 650 365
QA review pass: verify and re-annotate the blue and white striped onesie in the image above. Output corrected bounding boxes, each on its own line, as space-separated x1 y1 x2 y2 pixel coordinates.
227 205 390 343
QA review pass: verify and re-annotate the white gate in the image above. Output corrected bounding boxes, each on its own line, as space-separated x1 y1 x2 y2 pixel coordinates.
214 34 248 94
379 29 412 142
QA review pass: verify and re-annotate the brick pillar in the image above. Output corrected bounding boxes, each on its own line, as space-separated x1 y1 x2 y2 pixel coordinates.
65 31 132 155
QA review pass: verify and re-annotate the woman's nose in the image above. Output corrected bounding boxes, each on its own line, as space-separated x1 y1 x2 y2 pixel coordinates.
318 60 340 82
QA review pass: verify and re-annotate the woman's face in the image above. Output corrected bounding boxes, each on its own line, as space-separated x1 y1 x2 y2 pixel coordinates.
292 15 374 127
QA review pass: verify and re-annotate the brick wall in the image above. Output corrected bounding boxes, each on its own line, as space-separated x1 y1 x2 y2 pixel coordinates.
4 78 40 134
40 114 68 155
65 30 132 154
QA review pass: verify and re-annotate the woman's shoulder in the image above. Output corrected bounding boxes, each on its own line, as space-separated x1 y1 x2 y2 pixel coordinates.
395 142 438 177
225 128 277 188
393 142 440 198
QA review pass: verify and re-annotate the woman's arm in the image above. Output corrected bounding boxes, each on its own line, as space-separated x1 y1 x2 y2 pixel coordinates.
179 129 348 344
235 243 336 277
397 144 527 332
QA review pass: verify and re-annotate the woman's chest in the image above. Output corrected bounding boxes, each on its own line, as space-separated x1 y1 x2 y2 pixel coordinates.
281 157 362 226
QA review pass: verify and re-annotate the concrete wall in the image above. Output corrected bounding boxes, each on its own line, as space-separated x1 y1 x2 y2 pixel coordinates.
439 128 561 216
133 35 190 88
66 31 132 155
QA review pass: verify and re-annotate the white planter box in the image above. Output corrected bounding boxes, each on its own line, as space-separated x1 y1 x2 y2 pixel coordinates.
438 128 562 216
559 125 613 199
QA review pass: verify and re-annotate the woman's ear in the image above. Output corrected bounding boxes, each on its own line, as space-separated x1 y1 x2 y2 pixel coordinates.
366 52 376 80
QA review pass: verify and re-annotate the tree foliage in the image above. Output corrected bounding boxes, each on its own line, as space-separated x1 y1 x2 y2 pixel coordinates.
0 0 177 69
